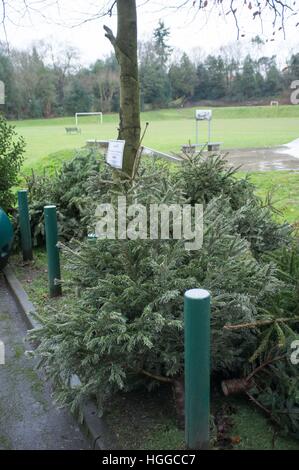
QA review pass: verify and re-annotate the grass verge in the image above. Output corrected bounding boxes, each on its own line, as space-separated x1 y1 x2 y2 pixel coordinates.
238 170 299 225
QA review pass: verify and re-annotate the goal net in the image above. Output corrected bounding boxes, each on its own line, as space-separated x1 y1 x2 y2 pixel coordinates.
75 112 103 126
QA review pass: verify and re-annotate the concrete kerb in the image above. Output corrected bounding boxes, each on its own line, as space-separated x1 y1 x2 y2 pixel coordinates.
4 265 40 331
3 264 118 451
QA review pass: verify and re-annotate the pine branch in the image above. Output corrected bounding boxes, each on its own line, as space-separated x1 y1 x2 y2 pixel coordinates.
223 317 299 331
141 369 173 384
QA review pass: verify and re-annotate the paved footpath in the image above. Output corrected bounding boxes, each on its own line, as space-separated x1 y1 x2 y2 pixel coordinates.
0 273 90 450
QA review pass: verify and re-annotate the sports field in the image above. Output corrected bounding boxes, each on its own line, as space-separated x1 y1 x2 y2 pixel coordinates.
11 105 299 225
12 105 299 173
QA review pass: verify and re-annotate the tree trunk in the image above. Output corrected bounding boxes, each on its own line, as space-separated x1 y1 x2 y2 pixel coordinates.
104 0 141 178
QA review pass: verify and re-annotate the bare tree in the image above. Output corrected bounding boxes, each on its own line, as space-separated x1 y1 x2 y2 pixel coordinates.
103 1 140 178
49 43 80 110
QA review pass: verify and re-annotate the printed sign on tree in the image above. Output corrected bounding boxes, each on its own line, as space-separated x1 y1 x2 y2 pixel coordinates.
106 140 126 169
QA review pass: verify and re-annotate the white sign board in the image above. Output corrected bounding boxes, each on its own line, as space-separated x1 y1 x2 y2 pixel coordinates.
195 110 212 121
106 140 125 169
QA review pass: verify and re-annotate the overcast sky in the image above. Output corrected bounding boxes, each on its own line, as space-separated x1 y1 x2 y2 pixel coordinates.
1 0 298 65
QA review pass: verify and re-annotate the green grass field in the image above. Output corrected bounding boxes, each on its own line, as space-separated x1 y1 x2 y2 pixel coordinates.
11 104 299 226
12 105 299 173
239 171 299 225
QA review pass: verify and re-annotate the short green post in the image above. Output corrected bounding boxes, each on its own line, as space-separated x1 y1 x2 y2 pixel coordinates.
44 205 62 297
184 288 210 449
18 190 33 261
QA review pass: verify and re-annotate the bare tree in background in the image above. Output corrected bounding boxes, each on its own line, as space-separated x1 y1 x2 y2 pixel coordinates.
0 0 298 177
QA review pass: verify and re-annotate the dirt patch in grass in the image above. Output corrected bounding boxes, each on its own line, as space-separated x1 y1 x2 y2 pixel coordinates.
105 387 185 450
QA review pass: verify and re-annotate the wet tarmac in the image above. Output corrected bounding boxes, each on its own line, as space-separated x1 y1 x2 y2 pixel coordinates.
0 274 90 450
224 146 299 172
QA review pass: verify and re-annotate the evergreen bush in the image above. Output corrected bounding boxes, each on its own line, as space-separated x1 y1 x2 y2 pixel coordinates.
30 153 298 435
14 148 102 245
0 116 25 213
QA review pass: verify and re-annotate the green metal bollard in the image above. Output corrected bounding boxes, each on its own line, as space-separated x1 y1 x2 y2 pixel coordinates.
184 288 210 450
18 190 33 262
0 208 14 269
44 205 62 298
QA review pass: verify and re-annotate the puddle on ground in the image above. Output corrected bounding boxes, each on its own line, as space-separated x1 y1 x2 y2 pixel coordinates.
224 146 299 172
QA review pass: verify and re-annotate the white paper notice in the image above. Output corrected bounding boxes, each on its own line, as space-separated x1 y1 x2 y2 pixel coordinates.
106 140 125 169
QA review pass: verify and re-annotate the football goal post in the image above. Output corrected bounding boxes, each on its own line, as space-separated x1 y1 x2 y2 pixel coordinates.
75 112 103 126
